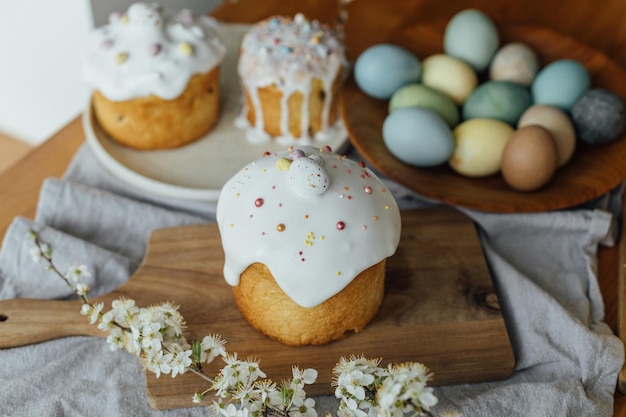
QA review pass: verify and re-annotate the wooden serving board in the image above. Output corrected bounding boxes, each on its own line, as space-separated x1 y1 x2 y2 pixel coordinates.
0 206 515 409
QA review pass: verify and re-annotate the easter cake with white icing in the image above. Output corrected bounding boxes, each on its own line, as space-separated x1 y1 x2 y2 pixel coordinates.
237 14 348 144
216 146 401 346
82 2 226 150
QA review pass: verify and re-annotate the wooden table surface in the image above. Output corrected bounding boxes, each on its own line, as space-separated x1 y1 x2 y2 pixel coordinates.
1 0 625 414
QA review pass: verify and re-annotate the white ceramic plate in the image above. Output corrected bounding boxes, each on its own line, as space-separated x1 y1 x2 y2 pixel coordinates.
84 23 349 202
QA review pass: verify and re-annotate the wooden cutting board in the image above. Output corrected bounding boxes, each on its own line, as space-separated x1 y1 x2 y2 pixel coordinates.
0 206 515 409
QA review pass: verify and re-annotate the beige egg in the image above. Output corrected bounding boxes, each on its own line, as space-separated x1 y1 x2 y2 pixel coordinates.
517 104 576 167
501 125 558 191
449 118 514 177
422 54 478 105
489 42 539 86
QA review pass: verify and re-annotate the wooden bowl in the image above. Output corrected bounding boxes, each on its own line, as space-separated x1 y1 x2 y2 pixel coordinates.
341 23 626 213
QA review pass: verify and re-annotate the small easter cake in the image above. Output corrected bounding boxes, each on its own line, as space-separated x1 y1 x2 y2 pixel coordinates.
237 14 348 143
82 2 226 150
216 146 401 346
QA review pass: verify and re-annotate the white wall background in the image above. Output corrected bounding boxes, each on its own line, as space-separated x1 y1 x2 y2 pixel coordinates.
0 0 222 146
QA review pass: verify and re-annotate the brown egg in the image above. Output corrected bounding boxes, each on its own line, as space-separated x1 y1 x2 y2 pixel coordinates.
517 104 576 168
501 125 558 191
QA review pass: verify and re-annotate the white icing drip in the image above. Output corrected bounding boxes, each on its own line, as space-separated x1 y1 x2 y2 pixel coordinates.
82 2 226 101
216 146 402 308
237 14 348 141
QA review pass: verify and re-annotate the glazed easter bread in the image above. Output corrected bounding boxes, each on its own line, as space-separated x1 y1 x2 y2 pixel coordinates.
216 146 401 346
237 14 348 142
83 2 226 149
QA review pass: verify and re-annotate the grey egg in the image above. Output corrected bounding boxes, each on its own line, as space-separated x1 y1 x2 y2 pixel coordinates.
571 88 626 145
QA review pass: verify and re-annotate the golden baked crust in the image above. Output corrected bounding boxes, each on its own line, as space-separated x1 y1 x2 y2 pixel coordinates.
232 260 386 346
92 67 220 150
242 71 343 139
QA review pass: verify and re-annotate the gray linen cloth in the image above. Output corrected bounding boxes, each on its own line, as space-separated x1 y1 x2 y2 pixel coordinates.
0 143 624 417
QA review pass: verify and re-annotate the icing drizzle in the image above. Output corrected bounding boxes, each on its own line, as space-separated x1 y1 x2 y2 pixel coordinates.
216 146 401 308
236 14 348 143
82 2 226 101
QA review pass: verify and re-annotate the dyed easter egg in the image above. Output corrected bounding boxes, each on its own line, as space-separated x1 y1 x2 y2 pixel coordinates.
421 54 478 105
444 9 500 72
388 83 460 127
518 104 576 167
383 107 455 167
570 88 626 145
489 42 539 86
531 59 590 111
354 44 421 99
449 118 514 177
501 125 558 191
463 81 532 125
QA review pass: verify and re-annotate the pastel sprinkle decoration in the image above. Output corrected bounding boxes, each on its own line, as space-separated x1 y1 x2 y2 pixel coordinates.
277 223 286 232
275 157 292 171
101 39 114 49
149 43 162 56
255 198 264 208
179 41 194 56
336 221 345 230
115 52 129 64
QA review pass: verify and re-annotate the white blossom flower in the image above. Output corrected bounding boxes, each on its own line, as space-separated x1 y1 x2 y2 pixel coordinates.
145 349 174 378
141 321 163 351
109 298 139 327
65 264 92 284
345 369 375 400
293 367 318 385
75 282 91 297
169 349 193 378
252 380 279 405
291 397 317 417
287 380 307 408
334 355 386 417
340 398 369 417
200 334 228 364
29 246 43 264
244 359 266 383
376 362 437 417
192 392 203 404
160 302 185 333
217 403 249 417
125 324 142 356
106 327 125 351
233 382 256 408
80 302 103 324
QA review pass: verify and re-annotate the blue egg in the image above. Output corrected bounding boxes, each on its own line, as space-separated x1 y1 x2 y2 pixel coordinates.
354 44 421 99
444 9 499 72
382 107 454 167
531 59 590 111
463 81 532 125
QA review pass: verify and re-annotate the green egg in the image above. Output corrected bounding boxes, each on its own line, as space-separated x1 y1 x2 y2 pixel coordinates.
462 81 532 125
389 84 460 128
